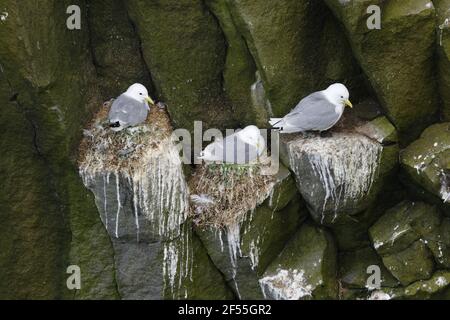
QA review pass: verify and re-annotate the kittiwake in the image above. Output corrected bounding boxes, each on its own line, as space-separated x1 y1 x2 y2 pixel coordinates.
108 83 155 132
198 125 265 164
269 83 353 133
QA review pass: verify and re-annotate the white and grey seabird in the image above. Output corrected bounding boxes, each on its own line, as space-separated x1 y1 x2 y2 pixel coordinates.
269 83 353 133
198 125 266 164
108 83 155 132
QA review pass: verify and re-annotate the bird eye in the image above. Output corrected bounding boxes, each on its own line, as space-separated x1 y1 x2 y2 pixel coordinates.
341 96 344 98
140 93 143 95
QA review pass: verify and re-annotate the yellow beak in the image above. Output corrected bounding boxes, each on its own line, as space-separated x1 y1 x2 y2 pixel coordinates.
344 99 353 108
146 96 155 105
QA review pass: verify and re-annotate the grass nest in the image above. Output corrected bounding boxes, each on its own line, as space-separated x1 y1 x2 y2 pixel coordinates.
78 100 173 172
189 158 276 228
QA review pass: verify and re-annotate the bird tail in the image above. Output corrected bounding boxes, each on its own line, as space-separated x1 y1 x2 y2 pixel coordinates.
269 118 283 127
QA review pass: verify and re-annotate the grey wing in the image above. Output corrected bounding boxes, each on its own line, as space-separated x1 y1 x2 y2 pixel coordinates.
108 94 149 126
282 92 340 131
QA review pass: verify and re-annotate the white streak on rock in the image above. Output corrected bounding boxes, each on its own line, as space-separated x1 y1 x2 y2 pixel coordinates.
259 269 313 300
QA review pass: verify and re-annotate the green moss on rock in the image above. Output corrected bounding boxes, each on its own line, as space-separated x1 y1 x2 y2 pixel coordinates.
0 0 118 299
87 0 153 99
125 0 236 131
325 0 440 142
400 122 450 210
434 0 450 120
226 0 359 117
260 222 338 300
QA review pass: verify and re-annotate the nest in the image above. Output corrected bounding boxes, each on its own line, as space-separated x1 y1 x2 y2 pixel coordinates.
78 100 173 172
189 158 276 228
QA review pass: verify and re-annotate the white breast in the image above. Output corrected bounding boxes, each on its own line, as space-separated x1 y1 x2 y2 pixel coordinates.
334 104 344 115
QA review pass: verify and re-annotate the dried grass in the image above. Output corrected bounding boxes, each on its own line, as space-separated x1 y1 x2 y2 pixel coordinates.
189 158 276 228
78 100 173 172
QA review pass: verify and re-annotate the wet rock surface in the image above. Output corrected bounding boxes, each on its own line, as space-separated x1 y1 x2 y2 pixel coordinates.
435 0 450 121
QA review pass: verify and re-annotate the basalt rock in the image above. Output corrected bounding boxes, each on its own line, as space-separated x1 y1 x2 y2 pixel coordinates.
87 0 153 99
259 222 338 300
400 122 450 212
434 0 450 120
224 0 360 118
79 103 232 299
192 165 305 299
125 0 236 131
325 0 440 142
369 201 450 285
280 114 399 226
0 0 117 299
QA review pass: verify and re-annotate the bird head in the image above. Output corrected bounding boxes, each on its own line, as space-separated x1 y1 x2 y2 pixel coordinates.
240 125 265 152
325 83 353 108
126 83 155 105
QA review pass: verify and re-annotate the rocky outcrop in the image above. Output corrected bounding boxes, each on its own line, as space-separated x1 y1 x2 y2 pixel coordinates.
223 0 360 118
400 122 450 210
79 104 232 299
0 0 117 299
339 247 399 291
125 0 236 131
325 0 440 142
2 0 450 301
260 222 337 300
192 165 305 299
435 0 450 120
369 271 450 300
87 0 153 99
280 114 399 226
369 201 450 285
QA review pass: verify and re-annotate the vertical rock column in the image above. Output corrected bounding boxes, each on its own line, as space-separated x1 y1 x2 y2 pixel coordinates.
79 105 232 299
191 164 306 299
325 0 440 142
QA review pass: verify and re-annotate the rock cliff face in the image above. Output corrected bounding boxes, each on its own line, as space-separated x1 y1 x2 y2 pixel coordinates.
1 0 449 300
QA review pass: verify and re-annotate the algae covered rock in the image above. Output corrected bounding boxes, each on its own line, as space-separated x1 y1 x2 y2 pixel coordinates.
204 0 269 127
259 222 337 300
225 0 359 117
87 0 152 98
369 201 449 285
325 0 439 141
339 247 399 290
369 271 450 300
191 164 304 299
0 0 117 299
401 123 450 208
125 0 235 131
